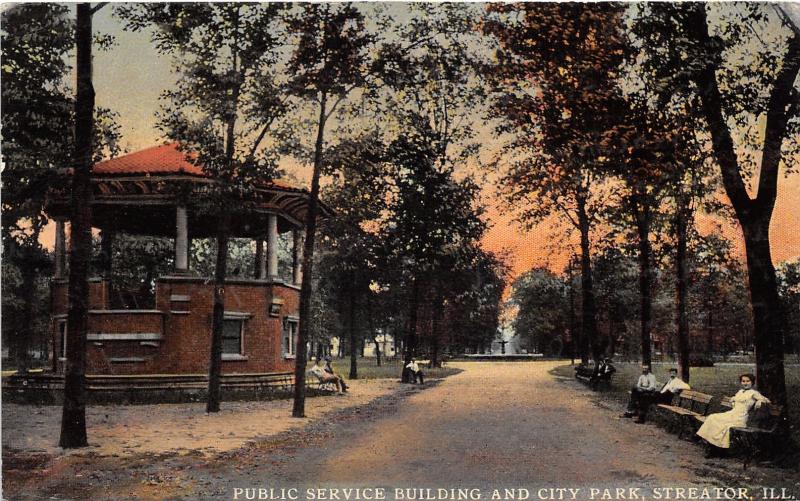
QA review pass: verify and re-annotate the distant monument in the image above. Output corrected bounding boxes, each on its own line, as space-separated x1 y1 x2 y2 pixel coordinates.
491 323 519 355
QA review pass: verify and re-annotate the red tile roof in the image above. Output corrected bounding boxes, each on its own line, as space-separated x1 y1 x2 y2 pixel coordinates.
92 143 300 191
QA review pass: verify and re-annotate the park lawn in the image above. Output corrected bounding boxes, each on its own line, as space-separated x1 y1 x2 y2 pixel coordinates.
551 361 800 442
329 357 461 380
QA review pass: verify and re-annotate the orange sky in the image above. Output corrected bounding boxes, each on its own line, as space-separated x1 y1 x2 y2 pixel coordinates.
479 172 800 279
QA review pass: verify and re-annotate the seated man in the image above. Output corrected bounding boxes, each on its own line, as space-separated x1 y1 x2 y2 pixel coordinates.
622 364 658 423
405 358 424 385
323 355 348 392
595 358 616 381
657 368 690 404
309 357 346 394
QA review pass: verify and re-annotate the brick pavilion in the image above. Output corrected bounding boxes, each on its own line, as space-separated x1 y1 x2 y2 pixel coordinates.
45 143 329 377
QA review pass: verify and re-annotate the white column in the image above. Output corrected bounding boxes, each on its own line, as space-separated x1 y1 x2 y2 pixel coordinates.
54 218 66 279
267 213 278 278
292 229 303 285
257 239 267 279
175 205 189 273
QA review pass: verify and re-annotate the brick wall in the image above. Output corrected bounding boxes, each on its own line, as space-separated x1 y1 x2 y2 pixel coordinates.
52 277 300 375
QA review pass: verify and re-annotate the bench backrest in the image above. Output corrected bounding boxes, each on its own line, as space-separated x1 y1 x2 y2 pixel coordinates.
678 390 713 414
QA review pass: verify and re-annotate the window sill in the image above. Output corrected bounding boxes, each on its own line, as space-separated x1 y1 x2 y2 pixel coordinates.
283 354 296 360
222 354 248 361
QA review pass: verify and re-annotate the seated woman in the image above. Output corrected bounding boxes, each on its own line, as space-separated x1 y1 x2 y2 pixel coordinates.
696 373 770 457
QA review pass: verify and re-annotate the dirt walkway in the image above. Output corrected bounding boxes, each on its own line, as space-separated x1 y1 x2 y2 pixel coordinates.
220 361 711 488
3 362 798 500
2 378 400 457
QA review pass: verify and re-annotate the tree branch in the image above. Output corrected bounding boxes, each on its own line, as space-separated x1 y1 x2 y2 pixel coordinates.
755 32 800 216
90 2 108 15
685 5 753 219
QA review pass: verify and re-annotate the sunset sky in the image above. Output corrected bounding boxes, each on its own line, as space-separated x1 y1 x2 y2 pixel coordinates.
37 4 800 281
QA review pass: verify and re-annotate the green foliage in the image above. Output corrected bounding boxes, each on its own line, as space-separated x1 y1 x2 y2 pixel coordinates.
631 3 799 177
106 235 173 308
2 4 121 246
118 3 287 201
286 4 374 101
484 3 627 231
510 268 568 356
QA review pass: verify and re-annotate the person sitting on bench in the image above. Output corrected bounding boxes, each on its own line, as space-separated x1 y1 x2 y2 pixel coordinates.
596 358 616 381
405 358 424 385
324 355 348 392
657 368 690 404
309 357 346 394
622 364 658 422
697 373 769 457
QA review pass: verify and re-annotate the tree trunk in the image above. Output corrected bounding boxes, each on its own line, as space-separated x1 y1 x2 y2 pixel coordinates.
293 92 327 418
348 276 358 380
60 3 93 449
635 199 653 367
402 278 420 381
206 212 230 413
742 219 787 408
207 19 241 411
706 302 714 358
685 4 798 413
373 338 382 366
567 262 580 365
576 196 598 364
430 293 444 368
675 195 691 382
368 300 381 366
16 255 37 374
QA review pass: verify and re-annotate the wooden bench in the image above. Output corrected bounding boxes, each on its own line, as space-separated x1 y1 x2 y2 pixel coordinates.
574 365 614 389
654 389 714 438
308 372 337 393
720 397 786 467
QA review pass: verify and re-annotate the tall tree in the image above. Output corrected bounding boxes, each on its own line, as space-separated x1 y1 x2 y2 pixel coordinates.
636 3 800 408
1 4 73 373
663 115 718 381
381 115 487 371
285 3 376 417
376 4 487 371
318 134 388 379
2 3 120 447
483 3 628 365
600 100 678 366
59 2 96 449
120 3 288 412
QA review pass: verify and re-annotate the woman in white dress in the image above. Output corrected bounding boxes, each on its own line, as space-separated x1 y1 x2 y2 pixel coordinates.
696 374 770 456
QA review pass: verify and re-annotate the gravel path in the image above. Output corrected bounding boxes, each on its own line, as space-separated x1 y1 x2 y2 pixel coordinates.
218 361 710 490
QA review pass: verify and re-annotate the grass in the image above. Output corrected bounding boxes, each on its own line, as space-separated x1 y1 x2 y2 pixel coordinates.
551 361 800 443
328 357 461 380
